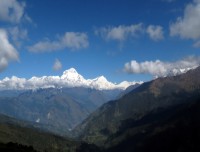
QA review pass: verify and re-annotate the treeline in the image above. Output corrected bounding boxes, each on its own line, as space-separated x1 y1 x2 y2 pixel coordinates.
0 142 38 152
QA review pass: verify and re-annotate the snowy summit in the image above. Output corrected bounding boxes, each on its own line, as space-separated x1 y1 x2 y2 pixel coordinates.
0 68 143 91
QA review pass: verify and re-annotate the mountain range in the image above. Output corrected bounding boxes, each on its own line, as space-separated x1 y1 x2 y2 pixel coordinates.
0 87 120 136
0 68 140 135
0 68 142 136
73 66 200 151
0 67 200 151
0 68 142 90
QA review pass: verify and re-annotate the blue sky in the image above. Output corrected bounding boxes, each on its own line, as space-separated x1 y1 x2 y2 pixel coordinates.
0 0 200 83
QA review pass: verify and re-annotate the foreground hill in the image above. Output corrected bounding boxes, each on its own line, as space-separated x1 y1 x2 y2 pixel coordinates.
105 98 200 152
0 114 78 152
74 66 200 151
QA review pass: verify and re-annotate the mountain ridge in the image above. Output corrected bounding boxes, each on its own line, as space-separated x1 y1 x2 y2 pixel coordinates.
0 68 142 91
0 85 130 136
73 66 200 146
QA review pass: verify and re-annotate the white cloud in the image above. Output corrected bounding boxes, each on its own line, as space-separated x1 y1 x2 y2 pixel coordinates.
95 23 144 41
95 23 166 42
28 32 89 53
0 0 26 23
0 29 19 72
170 0 200 41
124 56 200 77
146 25 164 41
62 32 89 49
28 40 61 53
53 59 62 71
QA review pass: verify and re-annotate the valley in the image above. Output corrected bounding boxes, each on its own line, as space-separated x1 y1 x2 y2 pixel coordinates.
1 0 200 151
0 67 200 151
0 68 140 136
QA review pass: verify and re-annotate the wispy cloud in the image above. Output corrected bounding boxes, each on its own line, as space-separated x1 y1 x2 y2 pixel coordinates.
95 23 164 42
8 26 28 47
146 25 164 41
0 29 19 72
170 0 200 47
124 56 200 77
53 59 62 71
193 40 200 48
28 32 89 53
0 0 30 23
95 23 144 41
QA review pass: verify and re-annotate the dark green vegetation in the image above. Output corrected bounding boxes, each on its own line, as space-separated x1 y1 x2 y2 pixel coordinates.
105 100 200 152
0 142 38 152
0 114 79 152
0 114 103 152
74 67 200 151
117 83 140 98
0 87 121 136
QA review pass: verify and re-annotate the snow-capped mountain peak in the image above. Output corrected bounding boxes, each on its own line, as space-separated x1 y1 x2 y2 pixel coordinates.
93 76 107 82
156 66 198 78
0 68 142 90
63 68 78 75
90 75 116 90
61 68 84 81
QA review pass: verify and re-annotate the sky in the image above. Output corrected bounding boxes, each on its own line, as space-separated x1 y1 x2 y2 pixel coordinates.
0 0 200 83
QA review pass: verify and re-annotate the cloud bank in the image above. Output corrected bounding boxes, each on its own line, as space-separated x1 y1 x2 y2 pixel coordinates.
28 32 89 53
124 56 200 77
0 29 19 72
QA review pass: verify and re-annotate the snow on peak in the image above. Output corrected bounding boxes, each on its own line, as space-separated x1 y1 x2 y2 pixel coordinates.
93 76 108 82
90 75 116 90
62 68 78 76
0 68 142 90
67 68 77 73
61 67 84 82
154 66 198 78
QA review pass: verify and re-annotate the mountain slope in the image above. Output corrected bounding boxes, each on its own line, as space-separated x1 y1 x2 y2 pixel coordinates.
0 86 125 136
0 113 105 152
117 83 141 98
0 88 90 134
73 66 200 146
0 114 79 152
106 99 200 152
